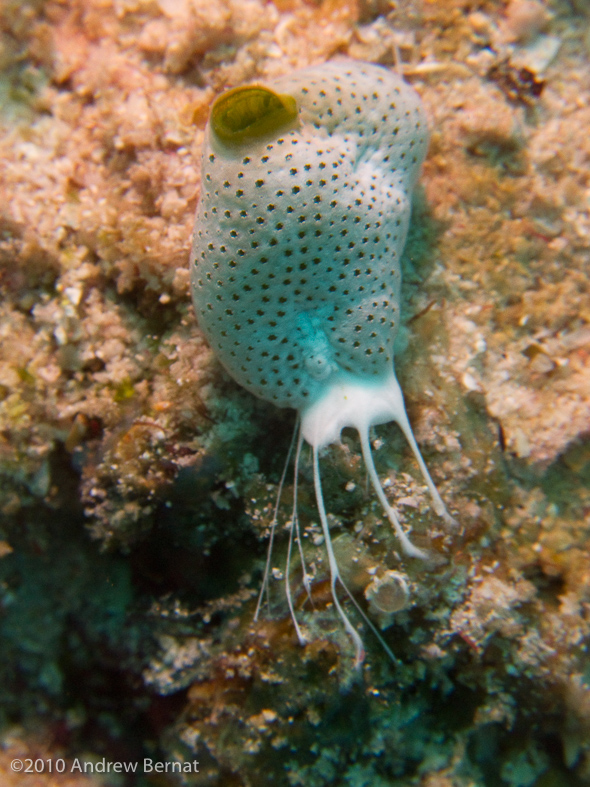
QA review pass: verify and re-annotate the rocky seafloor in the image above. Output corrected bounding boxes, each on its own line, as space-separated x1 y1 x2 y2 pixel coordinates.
1 0 589 785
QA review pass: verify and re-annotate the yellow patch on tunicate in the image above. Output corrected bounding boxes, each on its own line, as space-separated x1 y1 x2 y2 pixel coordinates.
210 85 298 145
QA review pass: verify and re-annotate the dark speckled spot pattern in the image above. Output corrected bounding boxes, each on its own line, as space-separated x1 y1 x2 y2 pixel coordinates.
190 60 428 409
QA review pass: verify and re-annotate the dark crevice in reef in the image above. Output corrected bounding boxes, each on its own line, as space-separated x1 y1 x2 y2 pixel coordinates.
0 439 240 783
116 283 184 336
0 503 165 775
467 719 584 787
132 493 261 601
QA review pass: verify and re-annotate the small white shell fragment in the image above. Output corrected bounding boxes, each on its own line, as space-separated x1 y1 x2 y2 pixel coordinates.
365 570 410 614
462 370 483 392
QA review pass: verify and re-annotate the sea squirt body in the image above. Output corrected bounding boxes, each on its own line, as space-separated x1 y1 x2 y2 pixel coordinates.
190 60 429 411
190 60 452 665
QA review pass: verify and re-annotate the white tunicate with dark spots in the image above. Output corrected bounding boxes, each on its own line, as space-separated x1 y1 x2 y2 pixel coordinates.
190 60 428 410
190 60 455 667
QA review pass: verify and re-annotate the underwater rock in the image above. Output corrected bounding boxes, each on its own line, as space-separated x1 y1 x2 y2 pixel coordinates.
1 0 590 784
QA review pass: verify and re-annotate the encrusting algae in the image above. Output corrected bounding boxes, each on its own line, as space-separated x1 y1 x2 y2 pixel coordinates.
0 0 590 785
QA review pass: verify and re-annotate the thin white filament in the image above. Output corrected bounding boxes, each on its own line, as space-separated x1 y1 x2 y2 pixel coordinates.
292 432 312 601
337 578 398 665
387 375 457 526
313 445 365 668
254 417 299 621
285 430 307 645
359 428 429 560
290 441 398 665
